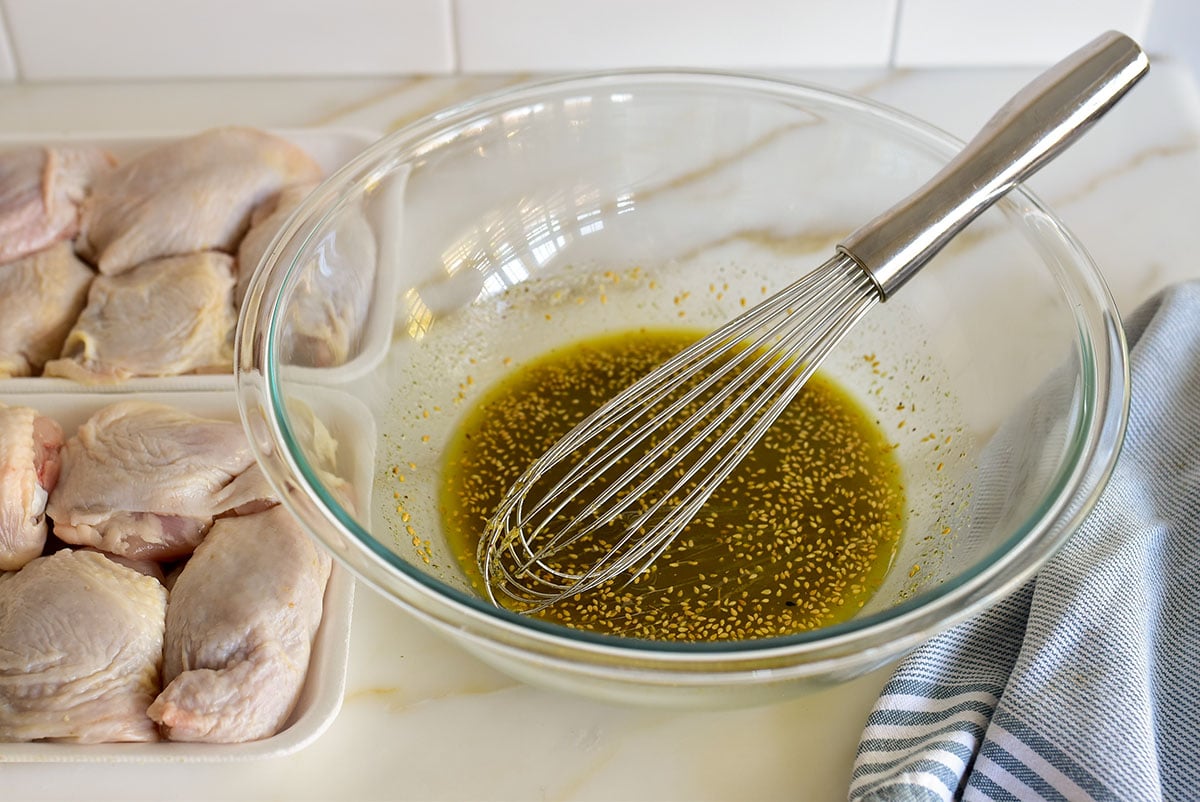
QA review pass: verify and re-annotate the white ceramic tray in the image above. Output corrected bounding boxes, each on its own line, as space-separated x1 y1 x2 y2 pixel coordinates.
0 390 369 762
0 127 383 761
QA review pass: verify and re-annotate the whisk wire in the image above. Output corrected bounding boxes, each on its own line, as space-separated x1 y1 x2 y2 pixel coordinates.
534 260 881 602
480 255 880 608
517 256 869 537
497 269 842 567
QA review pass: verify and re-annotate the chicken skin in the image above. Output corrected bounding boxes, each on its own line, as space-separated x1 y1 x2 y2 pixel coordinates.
149 504 331 743
0 145 115 264
240 188 377 368
43 251 235 384
45 401 270 561
78 127 322 275
235 181 319 306
0 403 64 570
0 241 95 378
0 549 166 743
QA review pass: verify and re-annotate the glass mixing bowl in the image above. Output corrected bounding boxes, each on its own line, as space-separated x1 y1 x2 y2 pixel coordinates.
235 72 1128 707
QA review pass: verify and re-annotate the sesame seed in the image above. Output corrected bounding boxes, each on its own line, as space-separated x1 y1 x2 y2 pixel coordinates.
435 328 905 643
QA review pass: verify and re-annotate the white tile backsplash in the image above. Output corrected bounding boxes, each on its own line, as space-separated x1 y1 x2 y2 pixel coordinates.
1 0 455 81
894 0 1154 67
0 0 1169 82
454 0 897 72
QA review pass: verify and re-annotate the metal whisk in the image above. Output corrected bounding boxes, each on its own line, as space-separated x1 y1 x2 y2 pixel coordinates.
478 31 1148 612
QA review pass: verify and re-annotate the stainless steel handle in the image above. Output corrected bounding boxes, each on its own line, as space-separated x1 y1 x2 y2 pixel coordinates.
838 30 1149 300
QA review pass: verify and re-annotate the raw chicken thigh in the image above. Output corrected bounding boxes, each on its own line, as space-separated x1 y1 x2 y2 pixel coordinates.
235 181 318 305
45 401 269 561
0 404 64 570
0 241 95 377
0 549 166 743
250 196 377 368
148 504 331 743
0 145 115 264
285 399 356 510
43 251 235 383
78 127 322 275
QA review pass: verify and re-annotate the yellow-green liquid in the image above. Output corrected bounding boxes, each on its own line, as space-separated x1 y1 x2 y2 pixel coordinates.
440 329 905 642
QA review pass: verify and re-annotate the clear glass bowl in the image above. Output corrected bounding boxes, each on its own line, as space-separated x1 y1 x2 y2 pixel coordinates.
235 72 1128 707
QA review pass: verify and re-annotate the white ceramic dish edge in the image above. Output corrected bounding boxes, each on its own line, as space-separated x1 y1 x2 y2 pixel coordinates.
0 126 381 760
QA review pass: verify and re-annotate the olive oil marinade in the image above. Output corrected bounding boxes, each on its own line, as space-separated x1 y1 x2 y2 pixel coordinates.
439 329 905 642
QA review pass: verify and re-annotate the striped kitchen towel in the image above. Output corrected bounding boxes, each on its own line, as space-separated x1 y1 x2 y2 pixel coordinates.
848 281 1200 802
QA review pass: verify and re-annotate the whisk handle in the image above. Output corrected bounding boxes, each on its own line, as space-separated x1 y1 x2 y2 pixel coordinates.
838 30 1148 300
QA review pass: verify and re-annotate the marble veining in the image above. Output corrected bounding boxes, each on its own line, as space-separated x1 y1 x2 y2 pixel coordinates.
0 63 1197 802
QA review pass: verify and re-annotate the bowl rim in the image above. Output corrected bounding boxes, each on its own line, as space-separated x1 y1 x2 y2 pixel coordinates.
236 68 1130 670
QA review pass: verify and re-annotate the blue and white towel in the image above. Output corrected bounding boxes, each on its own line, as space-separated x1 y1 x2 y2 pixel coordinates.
849 281 1200 802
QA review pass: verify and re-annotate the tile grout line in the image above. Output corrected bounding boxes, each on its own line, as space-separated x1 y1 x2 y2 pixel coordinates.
448 0 463 75
887 0 906 69
0 1 19 82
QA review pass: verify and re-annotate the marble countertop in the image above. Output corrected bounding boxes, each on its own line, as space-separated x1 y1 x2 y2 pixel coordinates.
2 61 1198 802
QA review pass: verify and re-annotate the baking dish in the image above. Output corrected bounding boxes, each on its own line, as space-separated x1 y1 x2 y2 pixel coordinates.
0 127 380 760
